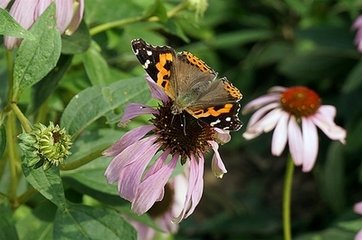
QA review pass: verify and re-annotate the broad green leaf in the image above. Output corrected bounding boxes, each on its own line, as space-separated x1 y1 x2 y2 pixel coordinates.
60 77 150 137
13 3 61 98
320 143 345 213
54 203 136 240
343 60 362 93
30 54 73 113
338 219 362 232
22 164 66 208
0 195 19 240
61 21 90 54
0 125 6 159
81 41 111 85
0 8 31 39
295 227 356 240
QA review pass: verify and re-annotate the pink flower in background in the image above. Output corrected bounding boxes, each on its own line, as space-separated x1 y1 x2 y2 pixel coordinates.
104 76 230 222
353 15 362 52
0 0 10 8
3 0 84 49
242 86 346 172
354 202 362 240
129 174 188 240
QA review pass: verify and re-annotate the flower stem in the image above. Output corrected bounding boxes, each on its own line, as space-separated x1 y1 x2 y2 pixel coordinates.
60 148 105 170
283 155 294 240
10 103 32 133
6 50 14 102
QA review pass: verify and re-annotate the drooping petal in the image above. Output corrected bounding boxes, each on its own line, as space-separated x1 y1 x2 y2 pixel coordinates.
242 94 280 114
132 154 178 215
311 111 346 144
214 128 231 144
243 108 283 140
64 0 85 35
271 111 289 156
287 116 303 166
209 141 227 178
103 125 155 156
146 75 169 103
318 105 336 120
301 118 319 172
120 103 157 123
117 141 161 201
174 155 204 222
171 174 188 220
246 102 280 127
105 136 157 183
354 201 362 215
53 0 74 33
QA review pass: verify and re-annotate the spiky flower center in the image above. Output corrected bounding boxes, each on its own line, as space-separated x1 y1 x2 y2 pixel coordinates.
280 86 321 117
151 101 215 162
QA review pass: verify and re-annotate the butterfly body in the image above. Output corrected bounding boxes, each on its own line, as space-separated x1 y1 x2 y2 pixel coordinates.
131 38 242 131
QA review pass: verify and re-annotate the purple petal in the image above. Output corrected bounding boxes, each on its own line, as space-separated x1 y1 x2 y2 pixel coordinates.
353 16 362 30
214 128 231 144
143 149 172 179
209 141 227 178
355 230 362 240
64 0 84 35
354 201 362 215
171 174 188 219
145 75 169 103
103 125 155 157
242 94 280 114
174 154 204 222
271 111 289 156
105 136 157 183
53 0 73 33
301 118 319 172
132 154 178 215
287 116 303 166
0 0 11 8
120 103 157 124
117 141 161 201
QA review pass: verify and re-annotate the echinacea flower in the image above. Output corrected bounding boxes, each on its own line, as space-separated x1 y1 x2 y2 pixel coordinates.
242 86 346 172
3 0 84 49
104 76 230 222
354 202 362 240
0 0 10 8
129 174 187 240
353 15 362 52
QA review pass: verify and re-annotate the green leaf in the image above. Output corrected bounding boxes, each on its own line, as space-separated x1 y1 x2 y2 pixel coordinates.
54 203 137 240
81 41 111 85
0 195 19 240
60 77 150 137
22 164 66 208
61 21 91 54
30 54 73 112
12 3 61 98
0 124 6 159
343 60 362 93
0 8 32 39
320 143 345 213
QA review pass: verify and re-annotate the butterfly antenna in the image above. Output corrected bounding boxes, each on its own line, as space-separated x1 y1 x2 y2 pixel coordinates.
182 114 187 136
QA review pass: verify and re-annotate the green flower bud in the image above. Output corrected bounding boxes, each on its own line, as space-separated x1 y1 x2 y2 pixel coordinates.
18 122 72 170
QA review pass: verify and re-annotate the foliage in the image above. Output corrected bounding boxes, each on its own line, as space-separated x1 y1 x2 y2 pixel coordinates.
0 0 362 239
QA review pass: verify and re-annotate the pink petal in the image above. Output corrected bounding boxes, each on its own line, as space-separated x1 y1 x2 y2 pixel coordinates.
64 0 84 35
268 86 287 93
354 201 362 215
117 141 161 201
171 174 188 219
214 128 231 144
132 154 178 215
105 136 157 183
353 16 362 30
311 111 346 144
287 116 303 166
355 230 362 240
120 103 157 124
242 94 280 114
318 105 336 119
174 155 204 222
271 111 289 156
103 125 155 156
0 0 11 8
53 0 73 33
301 118 319 172
146 75 169 103
209 141 227 178
246 102 279 127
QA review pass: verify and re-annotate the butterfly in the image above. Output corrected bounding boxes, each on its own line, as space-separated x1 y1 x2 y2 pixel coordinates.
131 38 242 131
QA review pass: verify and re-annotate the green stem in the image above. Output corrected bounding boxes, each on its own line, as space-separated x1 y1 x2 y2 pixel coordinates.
6 112 20 203
89 1 189 36
60 148 105 171
10 103 32 133
283 155 294 240
15 187 36 209
5 50 14 103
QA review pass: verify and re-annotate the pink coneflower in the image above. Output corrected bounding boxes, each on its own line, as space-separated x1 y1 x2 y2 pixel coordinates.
104 76 230 222
354 202 362 240
353 15 362 52
0 0 10 8
129 174 187 240
242 86 346 172
3 0 84 49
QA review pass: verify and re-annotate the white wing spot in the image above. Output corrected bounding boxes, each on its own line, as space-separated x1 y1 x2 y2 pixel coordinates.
210 119 221 126
143 59 151 69
225 117 231 122
147 50 153 56
134 49 139 55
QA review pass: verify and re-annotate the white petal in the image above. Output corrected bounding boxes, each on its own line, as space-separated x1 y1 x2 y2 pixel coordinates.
311 111 346 144
209 141 227 178
271 112 289 156
301 118 319 172
246 102 280 127
287 116 303 166
318 105 336 119
242 94 280 114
